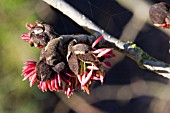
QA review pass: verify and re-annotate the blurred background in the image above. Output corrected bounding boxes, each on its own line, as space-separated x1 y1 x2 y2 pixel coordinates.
1 0 170 113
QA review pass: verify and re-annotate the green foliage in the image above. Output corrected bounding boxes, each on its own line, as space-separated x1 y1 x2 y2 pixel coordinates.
0 0 45 113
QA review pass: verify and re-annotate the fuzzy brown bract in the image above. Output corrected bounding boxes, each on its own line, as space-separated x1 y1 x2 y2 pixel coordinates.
149 2 170 28
36 59 55 81
21 21 115 97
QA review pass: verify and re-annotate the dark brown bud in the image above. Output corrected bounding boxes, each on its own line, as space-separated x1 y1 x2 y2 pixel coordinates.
29 23 58 47
52 62 65 73
149 2 170 28
43 38 63 66
36 59 55 81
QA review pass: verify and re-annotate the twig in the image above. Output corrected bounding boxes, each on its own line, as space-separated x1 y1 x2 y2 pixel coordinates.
56 92 105 113
42 0 170 79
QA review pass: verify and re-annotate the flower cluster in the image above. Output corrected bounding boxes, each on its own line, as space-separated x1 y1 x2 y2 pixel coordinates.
22 60 76 97
21 21 115 97
149 2 170 29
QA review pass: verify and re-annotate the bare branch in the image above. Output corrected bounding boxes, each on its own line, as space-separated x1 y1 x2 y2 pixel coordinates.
42 0 170 79
56 92 105 113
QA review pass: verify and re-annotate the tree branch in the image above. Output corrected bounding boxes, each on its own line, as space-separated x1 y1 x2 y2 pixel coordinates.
42 0 170 79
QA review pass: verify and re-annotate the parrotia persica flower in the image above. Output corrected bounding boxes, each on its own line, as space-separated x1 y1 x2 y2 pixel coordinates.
21 21 115 97
21 21 58 48
149 2 170 29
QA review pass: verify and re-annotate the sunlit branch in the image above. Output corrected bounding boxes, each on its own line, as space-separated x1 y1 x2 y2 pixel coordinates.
42 0 170 79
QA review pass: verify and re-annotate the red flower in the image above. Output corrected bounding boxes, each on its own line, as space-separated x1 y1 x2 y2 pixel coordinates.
22 61 76 97
21 21 115 97
154 23 169 29
21 22 39 42
20 21 51 49
67 36 114 94
22 61 37 87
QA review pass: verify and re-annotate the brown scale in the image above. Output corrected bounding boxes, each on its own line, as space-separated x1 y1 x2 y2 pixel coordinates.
36 59 55 81
67 42 101 75
29 23 58 47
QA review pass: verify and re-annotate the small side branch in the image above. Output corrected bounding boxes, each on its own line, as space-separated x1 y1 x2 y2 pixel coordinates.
43 0 170 79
